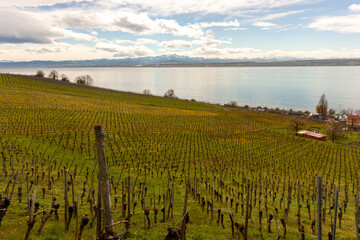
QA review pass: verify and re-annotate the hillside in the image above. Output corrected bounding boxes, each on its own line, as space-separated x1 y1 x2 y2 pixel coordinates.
0 74 359 239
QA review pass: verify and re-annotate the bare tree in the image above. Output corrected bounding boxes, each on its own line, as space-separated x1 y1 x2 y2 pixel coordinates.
316 93 328 118
75 75 93 85
347 108 354 115
60 74 70 82
225 101 238 107
339 108 354 116
164 89 177 98
35 70 45 77
143 89 151 95
328 108 335 115
289 118 306 133
325 120 344 142
49 70 59 80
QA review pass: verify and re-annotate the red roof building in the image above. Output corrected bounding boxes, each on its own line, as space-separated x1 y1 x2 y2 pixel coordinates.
297 130 327 141
346 115 360 127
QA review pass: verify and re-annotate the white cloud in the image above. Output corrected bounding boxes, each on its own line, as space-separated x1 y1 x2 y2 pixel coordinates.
309 14 360 33
186 46 360 60
197 20 240 28
0 42 107 61
62 30 99 42
257 10 304 21
113 14 152 33
253 22 278 27
95 42 153 58
3 41 360 61
45 9 204 38
253 21 278 30
158 40 192 50
0 9 103 44
188 46 261 58
0 9 59 43
2 0 359 62
0 0 83 7
95 42 125 52
114 38 158 45
58 12 103 31
1 0 313 16
25 47 62 54
115 0 313 16
115 39 135 45
135 38 158 45
154 19 203 38
225 27 246 31
192 30 231 47
349 4 360 12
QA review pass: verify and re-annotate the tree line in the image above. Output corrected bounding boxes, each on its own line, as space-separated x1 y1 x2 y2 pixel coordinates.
35 70 93 85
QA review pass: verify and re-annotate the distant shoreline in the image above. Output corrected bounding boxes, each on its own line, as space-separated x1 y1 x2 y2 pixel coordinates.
1 58 360 68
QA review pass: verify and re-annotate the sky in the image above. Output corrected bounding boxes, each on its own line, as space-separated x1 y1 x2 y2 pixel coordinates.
1 0 360 61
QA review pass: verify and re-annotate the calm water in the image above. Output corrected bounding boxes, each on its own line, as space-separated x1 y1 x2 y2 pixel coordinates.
2 66 360 112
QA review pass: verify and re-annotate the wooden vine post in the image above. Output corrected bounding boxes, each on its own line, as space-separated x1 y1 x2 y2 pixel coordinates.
244 182 250 240
94 124 114 236
64 168 68 232
317 176 322 240
332 190 339 240
180 181 190 240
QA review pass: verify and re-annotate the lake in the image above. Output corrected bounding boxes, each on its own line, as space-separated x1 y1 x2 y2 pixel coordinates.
2 66 359 112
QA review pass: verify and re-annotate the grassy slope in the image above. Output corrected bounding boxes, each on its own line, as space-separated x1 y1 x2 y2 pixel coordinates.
0 74 359 240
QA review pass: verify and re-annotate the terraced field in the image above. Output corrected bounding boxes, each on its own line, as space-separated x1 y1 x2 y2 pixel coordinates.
0 73 359 239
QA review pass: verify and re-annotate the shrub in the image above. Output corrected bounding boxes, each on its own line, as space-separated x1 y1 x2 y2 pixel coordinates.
164 89 177 98
35 70 45 77
143 89 151 95
49 70 59 80
75 75 93 85
60 74 70 82
225 101 238 107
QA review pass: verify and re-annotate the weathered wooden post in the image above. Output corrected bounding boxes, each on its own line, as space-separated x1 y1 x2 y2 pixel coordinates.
96 175 102 240
211 186 214 220
180 181 190 240
332 190 339 240
356 210 359 240
25 186 37 240
317 176 322 240
244 182 250 240
94 124 114 236
127 176 131 218
64 168 68 232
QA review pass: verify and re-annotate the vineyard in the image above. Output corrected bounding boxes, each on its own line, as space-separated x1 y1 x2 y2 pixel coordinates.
0 73 360 240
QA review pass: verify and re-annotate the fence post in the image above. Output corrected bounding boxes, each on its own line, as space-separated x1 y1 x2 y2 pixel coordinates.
317 176 322 240
94 124 114 235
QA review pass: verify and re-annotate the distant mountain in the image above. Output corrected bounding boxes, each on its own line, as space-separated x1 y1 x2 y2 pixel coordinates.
0 54 359 68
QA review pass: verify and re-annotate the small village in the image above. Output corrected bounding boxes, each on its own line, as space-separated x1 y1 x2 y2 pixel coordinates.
237 104 360 142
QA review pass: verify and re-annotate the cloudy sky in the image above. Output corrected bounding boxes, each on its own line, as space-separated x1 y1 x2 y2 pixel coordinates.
1 0 360 61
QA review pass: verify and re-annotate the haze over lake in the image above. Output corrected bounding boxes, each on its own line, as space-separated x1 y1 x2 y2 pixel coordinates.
3 66 359 112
